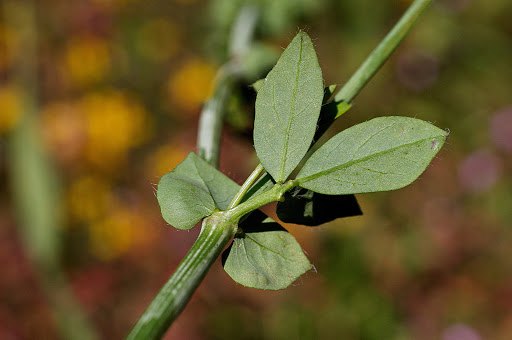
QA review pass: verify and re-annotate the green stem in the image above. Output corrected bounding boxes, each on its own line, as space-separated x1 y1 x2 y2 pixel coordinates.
197 4 259 168
334 0 433 104
229 181 297 221
128 1 434 338
228 163 265 209
196 67 236 168
126 214 237 340
128 5 260 340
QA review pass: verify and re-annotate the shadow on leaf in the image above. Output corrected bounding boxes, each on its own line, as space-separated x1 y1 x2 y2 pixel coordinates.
276 187 362 226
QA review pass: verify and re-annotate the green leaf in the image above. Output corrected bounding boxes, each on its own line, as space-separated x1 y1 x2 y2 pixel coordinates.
222 210 312 290
251 78 265 92
159 153 313 289
297 116 448 195
276 188 362 226
254 31 324 183
157 152 240 229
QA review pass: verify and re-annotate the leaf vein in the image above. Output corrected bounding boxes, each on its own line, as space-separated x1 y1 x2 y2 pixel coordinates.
299 136 441 184
348 123 396 162
246 234 293 262
278 35 304 181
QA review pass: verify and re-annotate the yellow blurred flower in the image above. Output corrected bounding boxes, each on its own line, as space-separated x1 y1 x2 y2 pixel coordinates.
80 91 151 171
68 175 112 223
136 19 180 63
167 59 216 114
64 35 111 87
0 85 23 134
88 204 151 260
146 143 189 178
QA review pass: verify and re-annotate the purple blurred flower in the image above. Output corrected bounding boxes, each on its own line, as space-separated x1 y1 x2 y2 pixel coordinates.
441 323 481 340
439 0 472 13
457 149 502 192
396 49 439 92
490 106 512 153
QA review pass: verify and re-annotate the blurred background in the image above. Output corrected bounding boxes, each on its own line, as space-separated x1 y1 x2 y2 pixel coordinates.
1 0 512 339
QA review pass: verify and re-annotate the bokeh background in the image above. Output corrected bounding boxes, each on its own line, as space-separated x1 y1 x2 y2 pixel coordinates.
1 0 512 339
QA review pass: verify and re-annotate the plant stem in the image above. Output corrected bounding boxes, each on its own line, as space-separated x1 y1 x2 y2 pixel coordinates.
334 0 433 104
229 181 297 221
197 4 259 168
129 1 434 338
196 67 236 168
126 178 293 339
126 215 237 340
228 163 265 209
128 5 259 340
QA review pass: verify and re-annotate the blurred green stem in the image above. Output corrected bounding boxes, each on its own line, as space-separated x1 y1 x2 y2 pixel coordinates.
196 66 236 168
197 4 259 167
3 1 98 339
127 4 259 340
334 0 433 104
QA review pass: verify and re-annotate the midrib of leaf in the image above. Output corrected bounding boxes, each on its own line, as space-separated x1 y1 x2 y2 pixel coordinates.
174 168 216 205
278 35 304 182
240 242 272 282
245 233 293 261
190 157 220 207
297 135 444 184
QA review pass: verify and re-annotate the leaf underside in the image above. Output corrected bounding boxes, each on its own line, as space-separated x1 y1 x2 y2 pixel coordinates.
157 152 240 230
297 116 448 195
157 152 312 289
222 210 312 290
254 31 324 183
277 187 362 226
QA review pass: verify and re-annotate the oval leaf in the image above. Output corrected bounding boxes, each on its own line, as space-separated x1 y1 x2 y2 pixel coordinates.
296 116 448 195
222 210 312 290
157 152 239 229
254 31 324 183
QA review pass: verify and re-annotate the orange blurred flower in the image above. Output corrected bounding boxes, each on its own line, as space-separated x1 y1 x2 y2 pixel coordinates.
64 35 111 87
146 143 189 179
40 101 85 164
167 59 216 115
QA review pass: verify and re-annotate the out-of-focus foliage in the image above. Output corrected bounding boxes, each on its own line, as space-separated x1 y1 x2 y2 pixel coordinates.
1 0 512 339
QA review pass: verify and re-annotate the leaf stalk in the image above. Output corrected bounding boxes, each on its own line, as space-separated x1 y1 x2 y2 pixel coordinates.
228 181 298 221
227 163 265 209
